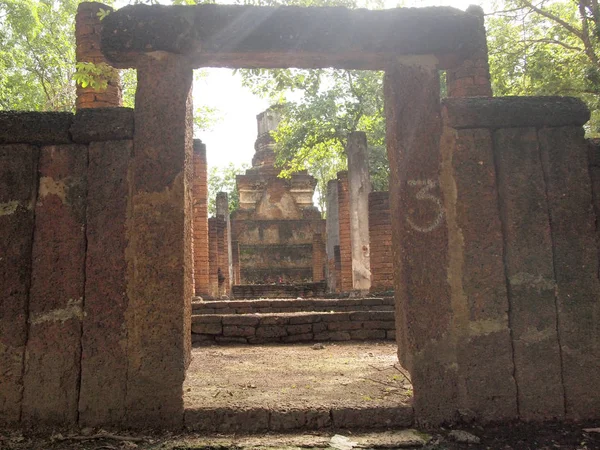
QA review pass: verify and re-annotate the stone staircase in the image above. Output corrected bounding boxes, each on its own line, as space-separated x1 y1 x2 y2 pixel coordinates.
191 297 396 345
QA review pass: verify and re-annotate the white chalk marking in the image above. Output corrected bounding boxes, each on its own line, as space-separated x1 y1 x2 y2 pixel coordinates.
406 179 445 233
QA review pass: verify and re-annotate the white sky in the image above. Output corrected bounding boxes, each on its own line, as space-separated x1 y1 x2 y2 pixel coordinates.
115 0 487 170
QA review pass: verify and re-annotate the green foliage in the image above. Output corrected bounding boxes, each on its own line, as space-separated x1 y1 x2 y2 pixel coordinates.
0 0 97 111
208 162 249 216
96 7 110 20
73 62 115 90
487 0 600 134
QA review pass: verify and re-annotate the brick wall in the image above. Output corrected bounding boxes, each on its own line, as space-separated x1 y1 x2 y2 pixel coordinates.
312 233 325 282
75 2 121 109
445 6 492 98
192 141 209 297
337 171 353 292
368 191 393 293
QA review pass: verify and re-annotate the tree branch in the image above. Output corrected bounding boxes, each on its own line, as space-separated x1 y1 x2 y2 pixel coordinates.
518 0 584 39
524 38 584 52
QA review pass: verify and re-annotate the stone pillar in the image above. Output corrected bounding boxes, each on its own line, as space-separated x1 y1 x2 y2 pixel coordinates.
325 180 340 292
208 217 219 299
346 131 371 291
22 145 87 426
192 140 209 298
384 63 457 424
75 2 121 109
337 171 353 292
0 144 38 425
124 54 193 427
446 5 492 98
368 191 393 293
312 233 325 282
216 191 232 295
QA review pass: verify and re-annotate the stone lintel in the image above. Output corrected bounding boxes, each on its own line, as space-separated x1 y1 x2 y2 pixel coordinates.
443 96 590 130
101 4 482 70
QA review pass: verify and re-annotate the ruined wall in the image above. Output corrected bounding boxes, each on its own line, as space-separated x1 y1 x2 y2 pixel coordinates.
0 108 190 429
368 191 393 293
386 90 600 424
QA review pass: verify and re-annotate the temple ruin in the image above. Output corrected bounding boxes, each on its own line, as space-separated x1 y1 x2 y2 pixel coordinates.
0 0 599 433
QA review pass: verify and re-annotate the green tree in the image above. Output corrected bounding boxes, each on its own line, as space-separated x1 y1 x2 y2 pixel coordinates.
487 0 600 133
208 162 249 216
0 0 92 111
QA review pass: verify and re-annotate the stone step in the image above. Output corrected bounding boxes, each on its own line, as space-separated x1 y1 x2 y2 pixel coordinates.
232 282 327 299
191 311 396 345
184 404 413 433
192 296 395 314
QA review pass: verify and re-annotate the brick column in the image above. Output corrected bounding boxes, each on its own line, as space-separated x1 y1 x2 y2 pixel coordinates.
346 131 371 291
192 140 209 297
75 2 121 109
208 216 227 299
446 5 492 98
368 191 393 293
231 240 240 286
125 54 193 427
312 233 325 282
336 171 353 292
325 180 340 292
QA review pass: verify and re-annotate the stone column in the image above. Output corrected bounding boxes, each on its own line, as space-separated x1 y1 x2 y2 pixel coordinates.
75 2 121 108
192 141 209 298
325 180 340 292
336 171 353 292
346 131 371 291
231 240 240 286
216 191 232 295
124 54 193 428
384 63 456 424
446 5 492 98
368 191 393 293
208 217 219 299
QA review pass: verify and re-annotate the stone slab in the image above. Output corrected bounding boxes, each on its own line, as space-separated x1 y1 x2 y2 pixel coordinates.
493 127 565 420
79 140 132 427
538 126 600 419
441 127 517 420
0 145 38 424
0 112 72 145
21 145 87 426
443 97 589 130
102 4 482 69
70 107 134 143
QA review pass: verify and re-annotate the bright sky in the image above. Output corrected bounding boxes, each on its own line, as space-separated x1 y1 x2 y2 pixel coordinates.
115 0 488 170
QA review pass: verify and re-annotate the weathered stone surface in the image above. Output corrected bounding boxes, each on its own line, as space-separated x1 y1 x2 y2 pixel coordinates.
350 329 386 340
539 127 600 419
327 321 362 331
0 112 72 145
79 140 131 427
223 325 255 337
326 180 340 292
256 326 287 338
442 97 590 130
440 127 517 421
331 406 413 428
384 63 455 424
337 171 353 292
346 132 371 291
193 323 223 335
21 145 87 426
70 108 134 143
192 139 209 296
0 145 38 425
102 4 482 70
493 127 565 420
124 53 193 428
222 315 260 326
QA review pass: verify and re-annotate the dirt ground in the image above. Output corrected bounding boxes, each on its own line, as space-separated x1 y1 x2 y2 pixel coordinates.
2 342 599 449
183 341 411 410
